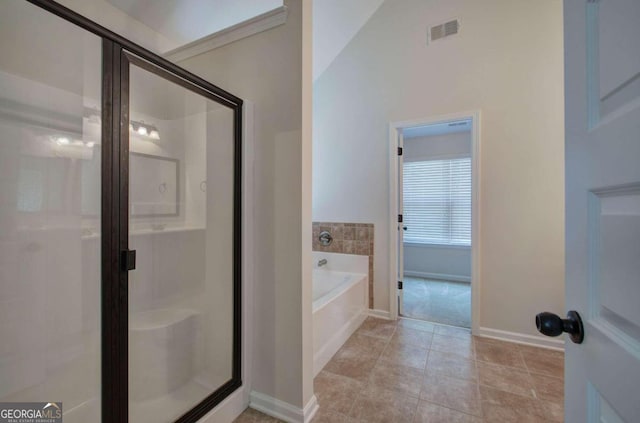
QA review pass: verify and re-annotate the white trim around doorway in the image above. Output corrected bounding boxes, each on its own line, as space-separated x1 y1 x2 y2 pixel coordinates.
388 110 481 335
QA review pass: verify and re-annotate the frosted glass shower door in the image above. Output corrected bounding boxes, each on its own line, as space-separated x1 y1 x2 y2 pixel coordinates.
125 56 238 423
0 2 103 422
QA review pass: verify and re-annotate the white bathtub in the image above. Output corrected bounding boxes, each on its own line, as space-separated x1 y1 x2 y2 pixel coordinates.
312 252 368 375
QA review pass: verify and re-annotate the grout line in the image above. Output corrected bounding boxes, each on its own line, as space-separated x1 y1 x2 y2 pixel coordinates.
520 349 533 377
344 383 361 420
476 374 483 419
417 399 481 418
408 395 420 423
473 359 529 374
417 346 431 400
476 380 538 400
527 368 565 380
417 381 483 419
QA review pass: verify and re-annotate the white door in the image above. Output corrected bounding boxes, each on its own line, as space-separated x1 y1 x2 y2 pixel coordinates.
563 0 640 421
397 131 405 316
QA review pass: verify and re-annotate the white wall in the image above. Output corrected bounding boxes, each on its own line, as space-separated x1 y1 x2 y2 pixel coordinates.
403 131 471 281
404 244 471 282
179 0 314 412
313 0 565 340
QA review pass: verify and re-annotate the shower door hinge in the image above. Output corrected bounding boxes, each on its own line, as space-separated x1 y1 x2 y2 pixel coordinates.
398 214 403 223
122 249 137 271
397 147 403 156
398 281 403 290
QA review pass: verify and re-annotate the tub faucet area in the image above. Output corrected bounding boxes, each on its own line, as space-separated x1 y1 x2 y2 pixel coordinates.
317 259 328 267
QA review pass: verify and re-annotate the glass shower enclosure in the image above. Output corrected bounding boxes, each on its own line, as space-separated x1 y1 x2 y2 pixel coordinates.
0 1 242 422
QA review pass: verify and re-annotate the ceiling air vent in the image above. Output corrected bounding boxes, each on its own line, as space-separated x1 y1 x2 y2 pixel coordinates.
429 19 459 43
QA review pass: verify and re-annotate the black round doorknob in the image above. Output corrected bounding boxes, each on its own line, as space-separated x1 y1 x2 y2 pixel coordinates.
536 310 584 344
403 226 407 231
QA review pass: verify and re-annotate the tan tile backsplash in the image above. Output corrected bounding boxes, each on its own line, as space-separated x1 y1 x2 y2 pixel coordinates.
312 222 374 308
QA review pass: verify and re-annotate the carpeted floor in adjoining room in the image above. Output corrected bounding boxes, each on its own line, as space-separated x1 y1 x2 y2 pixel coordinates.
401 276 471 328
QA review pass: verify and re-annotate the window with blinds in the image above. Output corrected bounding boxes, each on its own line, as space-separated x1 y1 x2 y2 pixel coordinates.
403 157 471 246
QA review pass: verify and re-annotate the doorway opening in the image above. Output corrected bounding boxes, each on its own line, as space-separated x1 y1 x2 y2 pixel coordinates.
389 111 480 331
401 119 472 327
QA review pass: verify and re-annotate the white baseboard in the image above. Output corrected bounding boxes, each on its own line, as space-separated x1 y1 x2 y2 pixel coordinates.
314 310 367 376
404 270 470 283
368 309 391 320
302 396 319 423
197 385 249 423
476 327 564 351
249 392 318 423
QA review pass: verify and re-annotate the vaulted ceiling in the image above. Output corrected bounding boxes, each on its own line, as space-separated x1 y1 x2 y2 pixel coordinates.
106 0 282 46
99 0 383 81
313 0 384 81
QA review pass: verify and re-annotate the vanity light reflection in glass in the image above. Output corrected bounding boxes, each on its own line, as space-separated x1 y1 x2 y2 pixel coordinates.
85 106 161 141
129 120 160 140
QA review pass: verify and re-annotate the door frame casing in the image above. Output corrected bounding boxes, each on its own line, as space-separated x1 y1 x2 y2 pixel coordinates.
388 110 481 334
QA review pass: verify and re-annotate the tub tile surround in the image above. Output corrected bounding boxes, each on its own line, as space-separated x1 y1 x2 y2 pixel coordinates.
312 222 374 307
235 317 564 422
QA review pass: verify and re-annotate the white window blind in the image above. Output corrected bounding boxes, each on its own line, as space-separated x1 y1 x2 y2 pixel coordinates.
403 157 471 246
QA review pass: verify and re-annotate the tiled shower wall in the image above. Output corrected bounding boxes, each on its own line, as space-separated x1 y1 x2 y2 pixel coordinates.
312 222 374 308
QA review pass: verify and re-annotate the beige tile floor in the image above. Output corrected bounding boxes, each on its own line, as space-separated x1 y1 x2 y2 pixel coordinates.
234 317 564 423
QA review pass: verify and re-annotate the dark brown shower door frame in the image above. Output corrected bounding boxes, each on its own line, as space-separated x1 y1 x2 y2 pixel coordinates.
26 2 244 422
